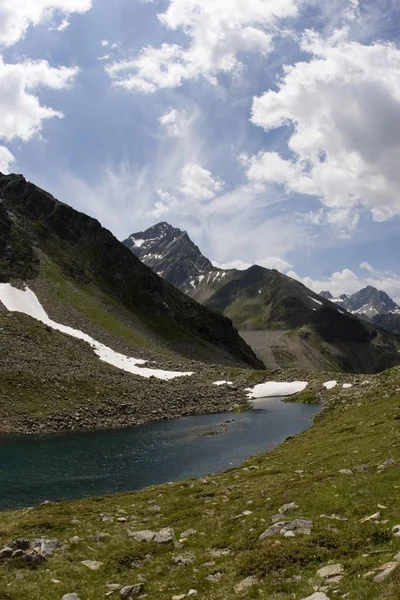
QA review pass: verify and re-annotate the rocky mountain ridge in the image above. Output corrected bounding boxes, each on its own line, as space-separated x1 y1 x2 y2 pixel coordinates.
125 222 400 374
320 286 400 335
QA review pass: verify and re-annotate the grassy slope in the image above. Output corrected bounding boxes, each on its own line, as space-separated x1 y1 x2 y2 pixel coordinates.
1 369 400 599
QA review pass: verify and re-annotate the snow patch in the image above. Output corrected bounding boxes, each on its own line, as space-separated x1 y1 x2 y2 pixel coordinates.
0 284 193 381
213 381 233 386
246 381 308 399
131 237 145 248
343 383 353 389
310 296 323 306
323 381 337 390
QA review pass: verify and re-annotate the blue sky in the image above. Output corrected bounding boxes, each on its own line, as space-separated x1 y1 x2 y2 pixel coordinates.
1 0 400 301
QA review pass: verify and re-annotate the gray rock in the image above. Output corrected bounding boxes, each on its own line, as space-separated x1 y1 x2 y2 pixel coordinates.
206 572 223 582
128 530 156 542
234 576 258 593
61 595 81 600
317 564 344 579
282 519 313 536
81 560 103 570
12 549 24 558
0 547 13 560
259 522 287 539
278 502 299 515
172 554 195 566
373 562 398 582
31 538 61 557
180 529 197 539
154 527 175 544
392 525 400 538
301 594 330 600
120 583 145 598
338 469 353 475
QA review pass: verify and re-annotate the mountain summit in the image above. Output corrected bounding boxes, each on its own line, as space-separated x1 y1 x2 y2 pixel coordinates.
124 222 214 294
321 286 400 319
125 222 400 373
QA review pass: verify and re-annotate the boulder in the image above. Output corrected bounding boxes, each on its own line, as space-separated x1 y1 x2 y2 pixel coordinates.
317 564 344 579
0 547 13 560
81 560 103 570
278 502 299 515
128 530 156 542
234 576 258 593
154 528 175 544
301 594 330 600
61 595 81 600
120 584 145 598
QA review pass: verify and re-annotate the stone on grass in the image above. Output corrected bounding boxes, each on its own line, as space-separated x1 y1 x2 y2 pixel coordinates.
128 530 156 542
180 529 197 539
206 572 223 582
154 527 175 544
392 525 400 538
317 564 344 579
234 576 258 593
62 595 81 600
259 522 287 539
301 594 330 600
172 595 186 600
120 583 145 598
278 502 299 515
81 560 103 570
338 469 353 475
373 562 398 582
172 554 195 566
0 547 13 560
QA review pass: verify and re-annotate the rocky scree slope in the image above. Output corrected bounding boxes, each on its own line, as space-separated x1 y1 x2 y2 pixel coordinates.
2 367 400 599
125 223 400 374
321 287 400 335
0 173 266 433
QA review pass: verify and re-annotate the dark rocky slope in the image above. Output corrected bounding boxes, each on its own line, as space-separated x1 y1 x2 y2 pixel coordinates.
0 173 263 370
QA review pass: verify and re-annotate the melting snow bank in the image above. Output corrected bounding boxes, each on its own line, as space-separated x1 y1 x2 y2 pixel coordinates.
324 381 337 390
213 381 233 386
0 284 194 381
246 381 308 399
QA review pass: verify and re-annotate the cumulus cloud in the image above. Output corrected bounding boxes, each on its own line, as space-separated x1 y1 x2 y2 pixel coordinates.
179 162 224 200
289 264 400 304
0 0 92 46
0 57 79 142
106 0 300 91
248 32 400 231
0 146 15 173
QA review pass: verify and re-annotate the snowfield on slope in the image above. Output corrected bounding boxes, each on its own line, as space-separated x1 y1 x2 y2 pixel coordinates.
246 381 308 399
0 284 193 380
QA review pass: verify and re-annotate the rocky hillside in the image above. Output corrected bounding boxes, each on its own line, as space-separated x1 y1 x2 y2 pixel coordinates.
125 223 400 374
0 173 267 434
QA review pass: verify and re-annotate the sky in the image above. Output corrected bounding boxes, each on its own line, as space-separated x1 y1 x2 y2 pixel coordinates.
1 0 400 302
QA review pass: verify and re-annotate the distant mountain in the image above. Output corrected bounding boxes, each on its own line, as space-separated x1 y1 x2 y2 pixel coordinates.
125 223 400 374
320 286 400 334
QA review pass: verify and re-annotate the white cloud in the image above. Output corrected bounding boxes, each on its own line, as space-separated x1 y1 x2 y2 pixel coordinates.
179 162 224 200
158 108 192 138
106 0 300 91
0 56 79 142
49 18 70 32
289 265 400 304
249 32 400 231
0 0 92 47
216 256 292 272
0 146 15 173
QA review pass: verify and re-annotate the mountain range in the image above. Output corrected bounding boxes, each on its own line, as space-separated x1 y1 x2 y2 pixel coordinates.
125 222 400 373
320 288 400 334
